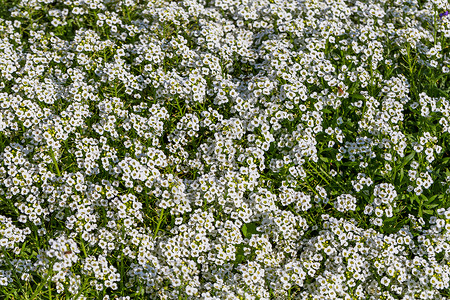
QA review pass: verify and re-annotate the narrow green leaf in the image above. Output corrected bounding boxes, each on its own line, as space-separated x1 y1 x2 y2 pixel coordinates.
320 156 330 163
351 94 365 100
242 224 248 238
425 203 440 209
425 194 438 204
403 151 415 166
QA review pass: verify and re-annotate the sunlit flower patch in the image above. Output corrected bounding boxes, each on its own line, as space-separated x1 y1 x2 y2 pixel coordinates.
0 0 450 298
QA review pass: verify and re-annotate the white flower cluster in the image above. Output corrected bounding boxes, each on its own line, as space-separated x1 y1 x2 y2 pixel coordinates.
35 235 81 294
364 183 397 226
0 0 449 298
334 193 357 213
82 255 121 292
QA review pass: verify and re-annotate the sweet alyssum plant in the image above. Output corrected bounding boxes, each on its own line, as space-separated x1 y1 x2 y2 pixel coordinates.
0 0 450 299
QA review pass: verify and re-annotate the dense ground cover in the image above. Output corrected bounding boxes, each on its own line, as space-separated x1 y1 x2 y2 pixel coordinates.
0 0 450 298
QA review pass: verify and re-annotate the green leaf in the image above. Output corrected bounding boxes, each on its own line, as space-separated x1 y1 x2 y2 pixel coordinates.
425 194 439 204
399 168 404 184
382 216 399 233
320 156 330 163
234 244 246 265
241 222 259 238
437 89 449 98
351 94 365 100
403 151 415 166
425 203 440 209
242 224 248 238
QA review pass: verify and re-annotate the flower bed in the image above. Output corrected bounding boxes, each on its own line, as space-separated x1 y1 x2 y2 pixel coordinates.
0 0 450 299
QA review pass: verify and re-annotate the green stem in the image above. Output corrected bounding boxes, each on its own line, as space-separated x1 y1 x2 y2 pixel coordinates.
433 11 437 46
49 149 61 177
154 208 165 238
307 160 331 185
302 177 320 198
120 254 125 295
307 160 346 191
79 233 88 258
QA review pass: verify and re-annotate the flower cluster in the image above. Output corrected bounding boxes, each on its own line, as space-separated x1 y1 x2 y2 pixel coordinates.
0 0 449 298
364 183 397 226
